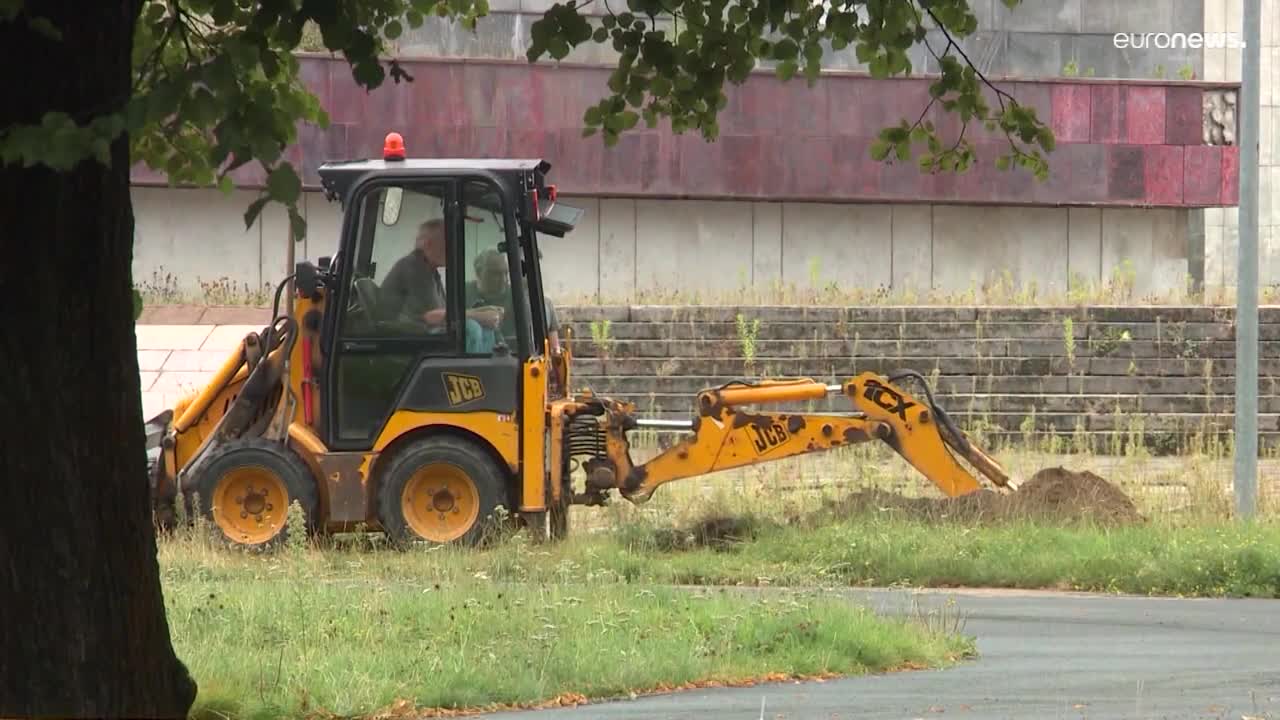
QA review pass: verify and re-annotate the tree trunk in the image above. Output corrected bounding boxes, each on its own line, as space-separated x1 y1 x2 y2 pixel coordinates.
0 3 198 717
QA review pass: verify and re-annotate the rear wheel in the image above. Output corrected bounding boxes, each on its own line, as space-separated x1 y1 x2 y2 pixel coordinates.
377 435 510 547
189 439 319 550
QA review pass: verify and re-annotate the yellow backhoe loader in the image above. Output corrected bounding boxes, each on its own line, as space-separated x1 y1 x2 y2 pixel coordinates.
143 133 1020 549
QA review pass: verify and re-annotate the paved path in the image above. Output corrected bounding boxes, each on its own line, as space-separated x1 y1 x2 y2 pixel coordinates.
482 587 1280 720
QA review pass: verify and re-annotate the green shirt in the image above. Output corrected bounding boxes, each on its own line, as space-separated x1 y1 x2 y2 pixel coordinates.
381 250 445 321
464 280 559 343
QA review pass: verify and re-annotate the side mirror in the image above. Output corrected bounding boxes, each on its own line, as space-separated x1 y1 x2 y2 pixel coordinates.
382 187 403 225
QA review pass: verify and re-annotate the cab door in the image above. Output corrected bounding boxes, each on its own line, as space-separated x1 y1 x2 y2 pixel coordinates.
321 177 525 453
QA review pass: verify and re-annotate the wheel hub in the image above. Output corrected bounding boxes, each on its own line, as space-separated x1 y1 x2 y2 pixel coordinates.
431 488 458 513
401 463 480 542
236 486 273 517
212 466 288 545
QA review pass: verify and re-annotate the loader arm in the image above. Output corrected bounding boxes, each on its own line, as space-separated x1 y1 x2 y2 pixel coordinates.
589 372 1014 504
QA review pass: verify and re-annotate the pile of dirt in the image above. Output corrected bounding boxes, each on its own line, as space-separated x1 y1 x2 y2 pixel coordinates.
811 467 1144 527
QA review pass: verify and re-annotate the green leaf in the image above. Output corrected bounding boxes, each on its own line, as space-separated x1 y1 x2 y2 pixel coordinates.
288 207 307 243
0 0 23 21
267 163 302 204
28 16 62 41
385 20 403 39
243 196 270 230
775 60 798 81
143 2 166 24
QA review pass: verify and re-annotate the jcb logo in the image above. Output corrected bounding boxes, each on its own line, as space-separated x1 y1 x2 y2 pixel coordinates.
443 373 485 406
862 379 916 421
748 422 790 455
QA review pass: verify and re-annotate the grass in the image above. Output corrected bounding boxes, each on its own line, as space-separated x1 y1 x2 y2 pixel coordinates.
161 530 972 720
138 258 1280 308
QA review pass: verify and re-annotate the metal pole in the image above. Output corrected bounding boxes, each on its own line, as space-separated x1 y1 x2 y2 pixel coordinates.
1235 0 1261 521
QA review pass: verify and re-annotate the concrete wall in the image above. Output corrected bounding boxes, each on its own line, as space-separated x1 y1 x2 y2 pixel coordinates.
132 187 1195 303
387 0 1203 80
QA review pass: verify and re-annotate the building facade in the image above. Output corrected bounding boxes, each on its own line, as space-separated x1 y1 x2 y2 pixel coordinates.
130 0 1256 304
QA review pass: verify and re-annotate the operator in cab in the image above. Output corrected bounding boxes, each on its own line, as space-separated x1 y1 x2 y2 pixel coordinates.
381 219 503 334
466 249 562 355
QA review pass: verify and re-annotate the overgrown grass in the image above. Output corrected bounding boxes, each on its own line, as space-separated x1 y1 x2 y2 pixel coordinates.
162 532 972 720
137 259 1280 308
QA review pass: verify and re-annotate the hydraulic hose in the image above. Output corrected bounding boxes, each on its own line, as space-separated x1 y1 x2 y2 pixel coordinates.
886 369 971 455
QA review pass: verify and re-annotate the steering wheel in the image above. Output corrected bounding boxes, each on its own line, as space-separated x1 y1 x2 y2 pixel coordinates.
353 279 381 322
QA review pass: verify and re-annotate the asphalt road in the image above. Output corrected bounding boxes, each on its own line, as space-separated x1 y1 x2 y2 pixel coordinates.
483 587 1280 720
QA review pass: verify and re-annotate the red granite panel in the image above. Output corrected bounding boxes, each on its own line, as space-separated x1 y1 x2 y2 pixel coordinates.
774 79 831 138
327 62 368 125
298 55 331 108
1032 142 1077 202
508 128 561 164
834 77 932 141
1051 84 1091 142
1108 145 1145 200
1125 86 1166 144
723 80 778 135
556 127 603 192
601 132 661 194
1143 145 1184 204
756 134 790 197
678 133 727 195
1183 145 1222 204
470 126 510 158
409 64 464 130
880 148 941 199
1165 86 1203 145
129 57 1240 207
648 130 684 194
828 136 882 198
296 122 351 187
786 136 842 196
461 64 500 128
366 77 412 132
1066 143 1109 203
1222 144 1239 204
227 162 268 188
1091 84 1125 143
720 135 765 196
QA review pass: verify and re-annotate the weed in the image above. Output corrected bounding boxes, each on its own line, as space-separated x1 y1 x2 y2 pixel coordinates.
736 313 761 374
1063 318 1076 371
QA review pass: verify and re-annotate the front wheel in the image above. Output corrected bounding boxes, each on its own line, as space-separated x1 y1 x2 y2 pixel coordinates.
376 435 510 547
188 439 319 550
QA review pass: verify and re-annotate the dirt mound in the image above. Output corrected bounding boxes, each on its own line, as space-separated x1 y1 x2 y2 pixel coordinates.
812 467 1143 527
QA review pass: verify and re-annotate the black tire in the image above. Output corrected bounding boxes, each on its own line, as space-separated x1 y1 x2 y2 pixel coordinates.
187 438 319 551
376 435 510 548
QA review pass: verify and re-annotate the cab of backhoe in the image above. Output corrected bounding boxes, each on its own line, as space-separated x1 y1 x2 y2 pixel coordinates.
275 139 584 544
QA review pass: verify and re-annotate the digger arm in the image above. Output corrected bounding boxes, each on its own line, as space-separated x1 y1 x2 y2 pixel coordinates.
593 372 1013 503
